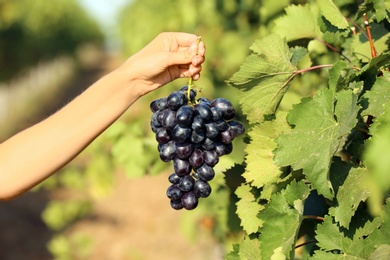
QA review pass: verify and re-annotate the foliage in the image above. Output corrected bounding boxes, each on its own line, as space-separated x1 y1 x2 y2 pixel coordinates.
0 0 104 81
226 0 390 258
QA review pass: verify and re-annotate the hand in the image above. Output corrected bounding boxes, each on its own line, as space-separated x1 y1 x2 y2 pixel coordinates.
120 32 206 95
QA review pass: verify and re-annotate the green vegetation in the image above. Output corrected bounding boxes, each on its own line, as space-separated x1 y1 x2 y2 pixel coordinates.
0 0 104 81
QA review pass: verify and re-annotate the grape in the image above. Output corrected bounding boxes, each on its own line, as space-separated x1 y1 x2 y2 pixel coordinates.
228 120 246 136
173 157 192 176
172 125 191 143
150 99 160 113
203 150 219 167
189 148 204 168
167 91 188 110
157 98 168 110
166 185 182 200
181 192 198 210
150 86 245 210
194 180 212 198
179 175 195 192
191 115 205 132
196 163 215 181
156 128 171 144
159 141 176 162
176 105 194 126
211 98 236 120
170 199 183 210
168 173 181 184
175 142 193 159
194 103 213 121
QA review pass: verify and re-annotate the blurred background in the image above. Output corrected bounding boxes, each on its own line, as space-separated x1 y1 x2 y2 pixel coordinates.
0 0 287 259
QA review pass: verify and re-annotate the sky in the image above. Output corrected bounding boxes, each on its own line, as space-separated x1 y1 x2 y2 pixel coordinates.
78 0 130 48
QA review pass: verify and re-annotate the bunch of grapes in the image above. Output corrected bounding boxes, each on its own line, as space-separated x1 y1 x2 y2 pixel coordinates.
150 86 245 210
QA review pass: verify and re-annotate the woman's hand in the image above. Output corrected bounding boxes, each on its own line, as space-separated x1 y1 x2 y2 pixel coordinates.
120 32 206 95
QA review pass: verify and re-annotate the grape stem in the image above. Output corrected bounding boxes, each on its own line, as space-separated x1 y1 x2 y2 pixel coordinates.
187 36 202 102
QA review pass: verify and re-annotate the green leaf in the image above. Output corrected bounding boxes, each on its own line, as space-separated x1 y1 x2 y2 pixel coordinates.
350 24 390 63
363 101 390 214
362 71 390 118
314 201 390 258
329 167 371 228
238 236 262 260
274 88 360 199
227 34 297 123
235 183 264 234
317 0 349 29
243 112 290 195
372 0 390 22
258 180 310 259
272 4 322 42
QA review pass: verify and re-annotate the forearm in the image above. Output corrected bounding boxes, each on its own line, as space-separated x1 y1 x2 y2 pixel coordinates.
0 68 139 200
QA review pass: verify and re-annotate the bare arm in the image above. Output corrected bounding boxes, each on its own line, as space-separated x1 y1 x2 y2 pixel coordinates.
0 32 205 200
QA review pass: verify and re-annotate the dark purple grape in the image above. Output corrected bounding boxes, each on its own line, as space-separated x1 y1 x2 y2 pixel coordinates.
150 122 162 134
211 98 236 120
151 112 161 127
203 150 219 167
228 120 245 136
157 98 168 110
210 107 222 121
205 122 219 138
175 142 193 159
176 105 194 126
215 119 229 131
172 125 191 143
225 143 233 155
197 97 212 106
168 173 181 184
179 175 195 192
159 141 176 162
181 192 198 210
191 130 205 144
189 148 204 168
191 115 205 132
220 128 235 144
150 99 160 112
166 185 182 200
202 137 215 151
194 104 213 121
196 164 215 181
170 199 183 210
161 109 177 129
173 157 192 176
194 180 212 198
167 91 188 110
156 128 171 144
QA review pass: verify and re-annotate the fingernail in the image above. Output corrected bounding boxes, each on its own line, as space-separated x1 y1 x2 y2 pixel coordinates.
188 43 197 54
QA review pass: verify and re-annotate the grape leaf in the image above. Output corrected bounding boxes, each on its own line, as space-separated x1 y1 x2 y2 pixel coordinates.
350 23 390 63
372 0 390 22
227 34 297 123
329 167 371 228
238 236 262 260
363 101 390 214
272 3 322 42
258 180 310 259
314 201 390 258
243 112 290 195
317 0 349 29
235 183 264 234
362 71 390 118
274 88 360 199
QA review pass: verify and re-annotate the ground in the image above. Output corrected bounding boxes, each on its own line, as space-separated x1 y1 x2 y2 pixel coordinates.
0 52 222 260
